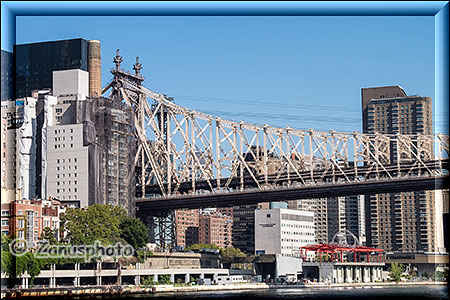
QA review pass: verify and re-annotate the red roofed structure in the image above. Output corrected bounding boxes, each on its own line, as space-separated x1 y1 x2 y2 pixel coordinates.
300 243 384 263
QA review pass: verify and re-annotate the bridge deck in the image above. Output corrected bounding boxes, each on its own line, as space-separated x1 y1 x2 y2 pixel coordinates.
136 175 448 214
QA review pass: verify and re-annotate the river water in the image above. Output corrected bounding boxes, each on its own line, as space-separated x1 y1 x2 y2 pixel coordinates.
98 285 448 300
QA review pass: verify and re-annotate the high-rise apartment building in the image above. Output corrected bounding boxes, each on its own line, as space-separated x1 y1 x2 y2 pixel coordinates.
174 209 232 248
174 209 200 247
1 100 24 202
327 196 366 245
232 203 269 255
198 212 233 248
14 38 102 99
361 85 444 253
289 196 365 245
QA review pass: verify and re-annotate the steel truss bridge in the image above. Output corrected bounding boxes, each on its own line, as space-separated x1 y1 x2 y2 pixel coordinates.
103 50 449 248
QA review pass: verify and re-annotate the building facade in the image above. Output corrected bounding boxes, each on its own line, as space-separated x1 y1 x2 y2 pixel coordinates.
1 49 14 101
174 209 233 249
255 207 315 257
1 100 25 202
232 203 270 255
198 212 233 248
1 198 68 245
174 209 200 247
361 85 444 253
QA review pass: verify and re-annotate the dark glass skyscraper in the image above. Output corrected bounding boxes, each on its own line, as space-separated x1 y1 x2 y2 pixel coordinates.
1 49 14 101
14 38 89 98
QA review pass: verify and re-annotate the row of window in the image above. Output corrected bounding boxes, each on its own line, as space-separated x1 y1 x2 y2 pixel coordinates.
54 143 75 149
56 173 78 178
57 158 78 164
54 128 74 134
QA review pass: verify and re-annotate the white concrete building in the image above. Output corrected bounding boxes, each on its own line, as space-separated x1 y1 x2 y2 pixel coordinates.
52 69 89 99
46 124 89 208
255 207 315 257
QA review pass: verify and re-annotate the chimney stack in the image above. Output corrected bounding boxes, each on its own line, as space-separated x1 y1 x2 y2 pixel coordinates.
88 40 101 98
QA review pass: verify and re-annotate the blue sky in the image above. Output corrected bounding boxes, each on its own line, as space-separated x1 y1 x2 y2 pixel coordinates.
16 16 446 133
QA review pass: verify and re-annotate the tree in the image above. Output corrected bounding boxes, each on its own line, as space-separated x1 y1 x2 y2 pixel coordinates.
220 246 246 260
60 204 126 245
41 227 58 245
119 216 149 250
1 234 13 279
185 243 220 251
158 274 172 284
389 262 404 283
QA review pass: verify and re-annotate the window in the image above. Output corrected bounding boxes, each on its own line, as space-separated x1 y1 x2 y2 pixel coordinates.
1 210 8 216
18 219 24 227
266 214 271 218
18 231 24 239
1 220 8 226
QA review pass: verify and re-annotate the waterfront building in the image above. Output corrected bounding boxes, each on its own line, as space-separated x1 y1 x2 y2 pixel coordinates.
361 85 445 253
254 207 315 257
300 243 385 284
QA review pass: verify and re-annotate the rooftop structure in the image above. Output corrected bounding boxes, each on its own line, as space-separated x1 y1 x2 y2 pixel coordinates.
300 243 384 263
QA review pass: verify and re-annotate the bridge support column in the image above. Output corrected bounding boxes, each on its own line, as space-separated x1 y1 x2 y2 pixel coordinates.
371 267 376 282
22 277 28 289
185 273 190 284
354 266 361 282
345 266 352 283
153 274 158 282
363 267 369 283
200 273 205 280
170 273 175 283
135 275 141 286
50 264 56 288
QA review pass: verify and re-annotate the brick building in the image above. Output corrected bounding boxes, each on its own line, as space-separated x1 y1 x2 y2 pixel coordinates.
174 209 233 249
1 198 68 247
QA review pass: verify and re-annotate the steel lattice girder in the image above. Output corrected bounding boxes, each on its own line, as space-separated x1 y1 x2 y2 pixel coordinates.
112 77 448 199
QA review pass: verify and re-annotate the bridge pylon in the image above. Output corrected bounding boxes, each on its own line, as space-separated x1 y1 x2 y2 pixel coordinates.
104 50 176 250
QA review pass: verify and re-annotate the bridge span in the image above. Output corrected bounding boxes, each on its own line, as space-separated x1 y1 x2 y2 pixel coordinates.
136 175 448 214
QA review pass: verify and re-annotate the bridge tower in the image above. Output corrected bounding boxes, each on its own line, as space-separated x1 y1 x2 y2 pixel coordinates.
107 50 176 250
